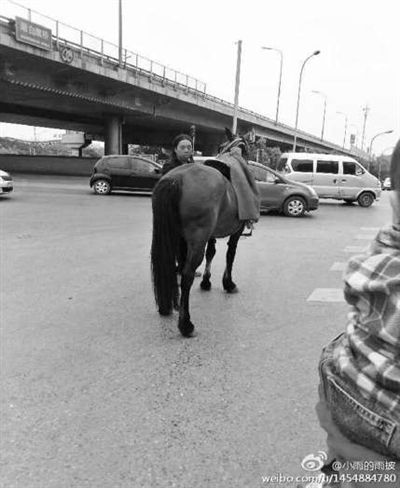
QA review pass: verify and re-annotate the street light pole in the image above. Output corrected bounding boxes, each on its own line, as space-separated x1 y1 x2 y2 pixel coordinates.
232 40 242 135
368 130 393 173
261 46 283 124
369 130 394 156
336 111 348 148
361 104 369 152
293 50 320 152
311 90 327 140
118 0 123 67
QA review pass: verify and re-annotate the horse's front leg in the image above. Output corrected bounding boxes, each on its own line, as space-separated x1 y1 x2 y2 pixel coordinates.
222 225 244 293
178 243 206 337
200 238 216 291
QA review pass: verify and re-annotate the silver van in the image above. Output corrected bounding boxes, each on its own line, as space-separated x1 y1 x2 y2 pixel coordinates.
277 153 381 207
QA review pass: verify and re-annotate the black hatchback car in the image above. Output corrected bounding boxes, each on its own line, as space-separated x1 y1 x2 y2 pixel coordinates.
90 155 162 195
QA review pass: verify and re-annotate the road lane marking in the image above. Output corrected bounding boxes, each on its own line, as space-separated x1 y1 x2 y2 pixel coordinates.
343 245 368 253
330 262 346 271
355 234 374 240
307 288 345 302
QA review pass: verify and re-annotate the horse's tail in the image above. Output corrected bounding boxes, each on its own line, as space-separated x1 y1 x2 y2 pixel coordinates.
151 177 181 315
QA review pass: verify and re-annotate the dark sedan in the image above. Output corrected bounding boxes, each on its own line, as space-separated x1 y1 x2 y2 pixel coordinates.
90 155 162 194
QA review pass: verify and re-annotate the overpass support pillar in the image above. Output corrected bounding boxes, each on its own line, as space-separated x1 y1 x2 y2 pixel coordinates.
105 116 122 155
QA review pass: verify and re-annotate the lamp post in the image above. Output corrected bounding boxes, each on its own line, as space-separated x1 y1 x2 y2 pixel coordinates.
293 50 321 152
361 104 370 152
118 0 123 67
232 40 242 134
369 130 394 156
261 46 283 124
311 90 327 140
336 111 348 148
368 130 393 173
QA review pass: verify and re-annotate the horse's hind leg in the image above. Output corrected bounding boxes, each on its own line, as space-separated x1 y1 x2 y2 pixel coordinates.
176 237 187 275
179 241 207 337
200 238 216 291
222 225 245 293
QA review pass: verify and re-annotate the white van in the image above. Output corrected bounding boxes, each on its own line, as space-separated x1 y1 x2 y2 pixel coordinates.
277 153 381 207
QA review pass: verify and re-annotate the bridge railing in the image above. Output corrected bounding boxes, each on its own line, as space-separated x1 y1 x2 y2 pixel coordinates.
2 0 207 93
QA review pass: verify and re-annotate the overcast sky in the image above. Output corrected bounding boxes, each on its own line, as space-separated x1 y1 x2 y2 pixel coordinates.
1 0 399 154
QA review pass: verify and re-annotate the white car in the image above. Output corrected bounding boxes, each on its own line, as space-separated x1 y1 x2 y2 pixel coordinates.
0 169 13 195
278 152 381 207
382 177 391 190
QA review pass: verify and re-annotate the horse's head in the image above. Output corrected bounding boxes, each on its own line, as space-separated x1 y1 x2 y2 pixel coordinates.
218 127 249 160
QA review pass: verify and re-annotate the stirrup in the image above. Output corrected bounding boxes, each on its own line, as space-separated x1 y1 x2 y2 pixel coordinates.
242 220 254 236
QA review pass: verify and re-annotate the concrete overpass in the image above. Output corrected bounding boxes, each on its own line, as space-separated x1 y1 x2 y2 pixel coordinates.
0 10 362 157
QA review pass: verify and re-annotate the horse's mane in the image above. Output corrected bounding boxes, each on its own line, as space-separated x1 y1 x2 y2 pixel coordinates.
218 128 249 160
218 138 248 159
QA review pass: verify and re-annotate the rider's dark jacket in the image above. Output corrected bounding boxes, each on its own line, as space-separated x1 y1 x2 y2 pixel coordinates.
161 154 194 176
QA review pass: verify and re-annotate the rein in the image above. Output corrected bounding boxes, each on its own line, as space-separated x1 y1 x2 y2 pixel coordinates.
218 137 248 159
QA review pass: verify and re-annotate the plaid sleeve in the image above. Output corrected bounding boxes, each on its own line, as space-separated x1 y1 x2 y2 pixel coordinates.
344 249 400 335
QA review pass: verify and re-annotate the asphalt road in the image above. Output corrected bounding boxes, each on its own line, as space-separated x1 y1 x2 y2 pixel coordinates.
1 175 392 488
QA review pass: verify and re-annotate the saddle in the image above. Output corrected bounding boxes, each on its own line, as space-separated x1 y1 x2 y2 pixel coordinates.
201 153 260 222
203 159 231 181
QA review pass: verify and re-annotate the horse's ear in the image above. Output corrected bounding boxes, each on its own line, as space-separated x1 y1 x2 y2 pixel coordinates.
241 132 250 144
225 127 234 141
390 139 400 191
242 129 256 144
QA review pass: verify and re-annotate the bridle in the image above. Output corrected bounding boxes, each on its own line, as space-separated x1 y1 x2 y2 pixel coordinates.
218 137 248 159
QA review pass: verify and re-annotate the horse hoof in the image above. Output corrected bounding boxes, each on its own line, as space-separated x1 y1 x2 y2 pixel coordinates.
179 320 195 337
158 307 172 316
200 280 211 291
225 284 238 294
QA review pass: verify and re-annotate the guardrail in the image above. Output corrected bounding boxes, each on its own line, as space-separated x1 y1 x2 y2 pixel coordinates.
2 0 206 93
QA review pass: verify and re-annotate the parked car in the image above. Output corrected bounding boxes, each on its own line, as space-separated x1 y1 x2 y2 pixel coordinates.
248 161 319 217
194 157 319 217
0 169 13 196
382 177 391 190
90 155 162 194
277 152 381 207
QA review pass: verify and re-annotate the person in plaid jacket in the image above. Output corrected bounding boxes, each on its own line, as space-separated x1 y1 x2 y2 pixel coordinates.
314 140 400 487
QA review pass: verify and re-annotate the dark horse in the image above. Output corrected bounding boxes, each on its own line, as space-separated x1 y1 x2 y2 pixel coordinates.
151 129 254 337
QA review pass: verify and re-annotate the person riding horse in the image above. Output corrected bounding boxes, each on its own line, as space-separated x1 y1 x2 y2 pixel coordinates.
216 137 259 233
